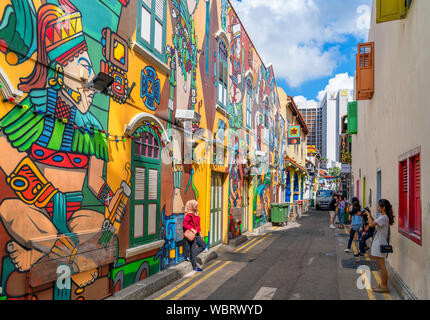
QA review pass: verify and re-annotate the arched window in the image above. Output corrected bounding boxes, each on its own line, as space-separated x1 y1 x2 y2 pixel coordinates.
131 126 162 247
217 39 228 107
134 130 161 159
246 78 253 129
264 98 269 127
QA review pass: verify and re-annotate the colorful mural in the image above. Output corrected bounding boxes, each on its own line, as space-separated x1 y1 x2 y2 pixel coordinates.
0 0 300 300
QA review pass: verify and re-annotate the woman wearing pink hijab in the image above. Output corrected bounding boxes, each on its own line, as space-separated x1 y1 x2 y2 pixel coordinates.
183 200 206 272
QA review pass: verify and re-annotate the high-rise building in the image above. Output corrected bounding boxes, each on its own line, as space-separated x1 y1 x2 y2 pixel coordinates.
319 89 352 163
298 101 323 155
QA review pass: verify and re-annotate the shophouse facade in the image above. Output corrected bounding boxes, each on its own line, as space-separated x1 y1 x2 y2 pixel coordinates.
351 0 428 299
277 89 309 206
0 0 292 300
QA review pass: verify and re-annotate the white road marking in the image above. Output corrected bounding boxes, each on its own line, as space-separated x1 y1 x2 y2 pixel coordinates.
290 293 302 300
253 287 277 300
306 257 315 266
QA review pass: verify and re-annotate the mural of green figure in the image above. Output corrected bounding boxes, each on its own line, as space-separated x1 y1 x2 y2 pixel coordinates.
0 0 129 299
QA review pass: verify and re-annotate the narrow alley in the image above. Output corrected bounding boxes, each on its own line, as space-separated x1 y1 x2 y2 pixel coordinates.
147 211 400 300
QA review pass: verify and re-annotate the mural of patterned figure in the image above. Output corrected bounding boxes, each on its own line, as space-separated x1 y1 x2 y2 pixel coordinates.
0 0 129 299
166 0 199 214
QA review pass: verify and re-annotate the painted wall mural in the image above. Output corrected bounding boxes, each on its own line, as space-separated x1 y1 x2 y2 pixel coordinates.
0 0 293 300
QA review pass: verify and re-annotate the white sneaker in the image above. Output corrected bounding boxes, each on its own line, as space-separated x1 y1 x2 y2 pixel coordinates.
344 249 351 253
330 224 336 229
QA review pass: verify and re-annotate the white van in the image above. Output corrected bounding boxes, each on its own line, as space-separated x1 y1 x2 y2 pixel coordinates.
315 190 335 210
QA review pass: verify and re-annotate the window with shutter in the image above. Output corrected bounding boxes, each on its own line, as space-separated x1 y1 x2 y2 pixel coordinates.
414 156 421 236
217 40 228 108
246 78 253 129
135 168 146 200
137 0 166 61
398 149 422 245
398 160 408 229
376 0 413 24
130 125 162 247
410 154 421 239
356 42 374 100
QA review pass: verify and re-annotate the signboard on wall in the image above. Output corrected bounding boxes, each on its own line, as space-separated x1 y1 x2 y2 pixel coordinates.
288 125 301 145
339 134 351 163
341 164 351 174
307 145 316 156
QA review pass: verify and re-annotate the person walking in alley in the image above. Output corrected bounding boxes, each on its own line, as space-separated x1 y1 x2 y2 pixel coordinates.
344 200 363 253
183 200 206 272
365 199 395 293
338 195 346 229
329 194 338 229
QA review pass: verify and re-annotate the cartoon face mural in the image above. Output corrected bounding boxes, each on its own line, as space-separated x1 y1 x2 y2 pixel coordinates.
0 0 131 300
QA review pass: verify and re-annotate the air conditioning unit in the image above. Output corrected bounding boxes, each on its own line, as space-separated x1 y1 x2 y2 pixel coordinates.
175 110 201 123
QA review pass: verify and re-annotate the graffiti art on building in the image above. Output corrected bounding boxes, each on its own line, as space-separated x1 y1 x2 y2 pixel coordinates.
0 0 305 300
101 27 129 104
141 66 161 111
0 0 131 300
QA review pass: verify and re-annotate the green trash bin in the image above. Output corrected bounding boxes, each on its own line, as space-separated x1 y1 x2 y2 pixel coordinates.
270 203 282 225
280 203 289 224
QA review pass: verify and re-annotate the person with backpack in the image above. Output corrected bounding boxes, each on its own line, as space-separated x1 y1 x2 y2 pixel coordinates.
183 200 206 272
344 201 363 253
364 199 394 293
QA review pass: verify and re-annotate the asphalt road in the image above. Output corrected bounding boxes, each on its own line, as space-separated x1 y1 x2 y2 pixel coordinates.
147 210 401 300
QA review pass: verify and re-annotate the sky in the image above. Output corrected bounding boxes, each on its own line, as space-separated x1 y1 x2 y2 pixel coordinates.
230 0 373 107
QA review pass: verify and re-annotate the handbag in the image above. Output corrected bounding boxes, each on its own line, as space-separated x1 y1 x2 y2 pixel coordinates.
380 226 393 254
184 213 197 241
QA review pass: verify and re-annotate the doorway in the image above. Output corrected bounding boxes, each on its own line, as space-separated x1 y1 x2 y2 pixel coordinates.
210 172 223 247
242 178 249 233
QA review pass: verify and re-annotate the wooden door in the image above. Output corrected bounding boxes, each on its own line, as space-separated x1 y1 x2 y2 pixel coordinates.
210 173 223 247
242 179 249 232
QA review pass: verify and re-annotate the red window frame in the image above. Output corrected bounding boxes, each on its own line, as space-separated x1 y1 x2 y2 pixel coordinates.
398 147 422 246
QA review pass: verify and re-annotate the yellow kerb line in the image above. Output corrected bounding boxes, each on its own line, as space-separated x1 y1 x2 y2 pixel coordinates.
233 236 260 253
344 227 392 300
158 231 274 300
170 261 233 300
242 233 272 253
345 227 376 300
364 252 392 300
154 260 222 300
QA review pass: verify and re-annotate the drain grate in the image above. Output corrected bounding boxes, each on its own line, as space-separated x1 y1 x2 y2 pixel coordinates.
336 234 349 238
341 258 380 271
217 252 258 263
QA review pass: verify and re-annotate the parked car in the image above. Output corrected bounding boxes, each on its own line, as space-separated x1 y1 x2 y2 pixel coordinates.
315 190 335 210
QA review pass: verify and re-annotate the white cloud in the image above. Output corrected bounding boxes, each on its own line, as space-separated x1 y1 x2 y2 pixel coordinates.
230 0 372 88
316 72 354 101
293 95 318 109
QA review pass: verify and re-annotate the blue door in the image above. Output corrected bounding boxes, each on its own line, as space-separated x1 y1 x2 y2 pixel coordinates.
293 173 299 201
285 170 291 202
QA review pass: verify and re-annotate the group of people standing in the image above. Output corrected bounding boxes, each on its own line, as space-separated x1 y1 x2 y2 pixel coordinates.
329 194 394 293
